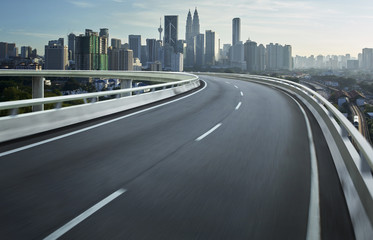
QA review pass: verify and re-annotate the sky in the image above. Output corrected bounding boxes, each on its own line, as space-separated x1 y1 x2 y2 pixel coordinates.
1 0 373 57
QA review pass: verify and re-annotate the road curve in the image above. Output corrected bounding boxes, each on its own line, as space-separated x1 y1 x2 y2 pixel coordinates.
0 75 354 239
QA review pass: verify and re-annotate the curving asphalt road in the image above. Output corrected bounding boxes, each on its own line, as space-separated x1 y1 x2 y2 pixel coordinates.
0 75 354 239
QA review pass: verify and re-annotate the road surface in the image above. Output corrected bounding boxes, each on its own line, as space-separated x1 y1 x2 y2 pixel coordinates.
0 75 354 239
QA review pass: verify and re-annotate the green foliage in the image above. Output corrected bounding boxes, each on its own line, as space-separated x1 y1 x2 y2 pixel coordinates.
63 78 81 91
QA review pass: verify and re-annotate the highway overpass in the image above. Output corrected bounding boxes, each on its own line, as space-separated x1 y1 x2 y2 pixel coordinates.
0 71 372 239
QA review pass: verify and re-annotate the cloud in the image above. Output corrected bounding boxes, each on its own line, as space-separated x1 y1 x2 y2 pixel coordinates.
112 0 124 2
9 30 58 39
69 1 95 8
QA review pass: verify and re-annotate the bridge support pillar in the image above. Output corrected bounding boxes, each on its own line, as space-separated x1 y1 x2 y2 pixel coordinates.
32 77 44 111
120 79 133 97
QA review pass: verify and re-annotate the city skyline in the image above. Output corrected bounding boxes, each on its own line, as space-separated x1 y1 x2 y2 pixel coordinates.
1 0 373 57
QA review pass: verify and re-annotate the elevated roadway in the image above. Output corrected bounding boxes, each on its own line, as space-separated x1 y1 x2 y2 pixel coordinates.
0 75 356 239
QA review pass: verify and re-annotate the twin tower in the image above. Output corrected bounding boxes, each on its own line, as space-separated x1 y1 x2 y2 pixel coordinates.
185 8 200 41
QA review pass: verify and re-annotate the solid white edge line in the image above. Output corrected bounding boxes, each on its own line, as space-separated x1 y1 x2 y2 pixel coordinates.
284 92 321 240
43 189 126 240
195 123 222 142
240 91 243 96
235 102 242 110
0 80 208 158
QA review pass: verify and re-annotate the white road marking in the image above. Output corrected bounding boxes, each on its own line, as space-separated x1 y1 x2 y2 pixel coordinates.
235 102 242 110
225 81 230 84
234 85 238 89
284 92 320 240
240 91 243 96
0 81 208 158
195 123 222 142
43 189 126 240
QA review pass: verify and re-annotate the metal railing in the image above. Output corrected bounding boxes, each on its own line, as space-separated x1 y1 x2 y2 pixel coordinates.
0 70 200 142
0 70 199 114
206 72 373 239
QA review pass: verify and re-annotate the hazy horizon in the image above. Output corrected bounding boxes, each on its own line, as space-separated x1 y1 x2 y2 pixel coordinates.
1 0 372 57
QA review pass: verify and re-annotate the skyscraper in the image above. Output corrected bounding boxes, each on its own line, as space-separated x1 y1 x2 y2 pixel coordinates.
185 10 192 41
129 35 141 60
192 8 200 37
68 33 76 61
75 29 108 70
0 42 8 60
111 38 121 49
146 38 157 63
195 33 204 66
244 40 257 72
45 38 68 70
205 30 218 65
232 18 241 46
164 15 178 52
362 48 373 70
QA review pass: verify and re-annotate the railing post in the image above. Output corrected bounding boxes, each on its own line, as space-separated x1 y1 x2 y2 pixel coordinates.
32 76 44 111
120 79 133 97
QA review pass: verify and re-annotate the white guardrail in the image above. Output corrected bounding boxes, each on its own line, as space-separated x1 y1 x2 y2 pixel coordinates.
208 73 373 240
0 70 200 142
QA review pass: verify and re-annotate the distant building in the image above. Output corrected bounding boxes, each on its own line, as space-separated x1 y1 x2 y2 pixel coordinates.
150 61 162 71
205 30 218 65
21 46 32 58
146 38 157 64
195 33 204 66
347 60 359 70
171 52 183 72
164 15 178 52
44 38 68 70
108 48 133 70
232 18 241 46
362 48 373 70
244 40 257 72
129 35 141 60
111 38 121 49
0 42 8 60
75 29 108 70
68 33 76 61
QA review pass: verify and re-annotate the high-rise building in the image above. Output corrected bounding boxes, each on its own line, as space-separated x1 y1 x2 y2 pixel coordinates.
195 33 204 67
192 8 200 37
164 15 178 52
230 40 245 70
232 18 241 46
68 33 76 61
123 49 133 70
185 10 193 42
21 46 32 58
205 30 218 65
0 42 8 60
108 48 133 70
75 29 108 70
99 28 109 40
244 40 257 72
171 52 183 72
283 45 292 70
45 38 68 70
129 35 141 60
141 45 147 66
257 44 266 71
111 38 121 49
146 39 157 63
362 48 373 70
7 43 16 58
